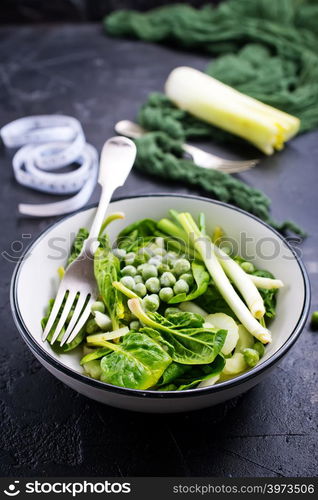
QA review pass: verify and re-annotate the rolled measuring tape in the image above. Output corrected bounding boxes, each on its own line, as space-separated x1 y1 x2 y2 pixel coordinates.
0 115 98 217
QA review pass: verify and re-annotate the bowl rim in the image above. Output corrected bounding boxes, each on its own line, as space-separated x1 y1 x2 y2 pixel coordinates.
10 193 311 399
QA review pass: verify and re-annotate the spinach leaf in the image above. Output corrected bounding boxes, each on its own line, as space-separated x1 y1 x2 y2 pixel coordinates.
175 355 225 390
54 329 86 353
67 214 122 266
168 262 210 304
157 355 225 390
252 270 278 319
67 228 89 265
163 310 205 328
160 383 178 391
99 333 171 390
157 362 192 385
129 299 227 365
94 244 124 330
141 326 226 365
116 218 158 252
80 347 111 365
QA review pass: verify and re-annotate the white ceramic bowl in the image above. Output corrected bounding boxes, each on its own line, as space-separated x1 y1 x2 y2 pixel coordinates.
11 195 310 413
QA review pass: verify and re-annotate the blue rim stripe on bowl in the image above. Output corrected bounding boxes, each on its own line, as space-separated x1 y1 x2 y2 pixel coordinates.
10 194 311 399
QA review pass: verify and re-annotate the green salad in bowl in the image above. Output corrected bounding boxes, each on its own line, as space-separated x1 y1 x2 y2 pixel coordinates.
42 209 283 392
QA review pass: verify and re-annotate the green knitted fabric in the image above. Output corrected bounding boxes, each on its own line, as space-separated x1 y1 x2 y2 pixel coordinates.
134 132 305 236
137 92 246 146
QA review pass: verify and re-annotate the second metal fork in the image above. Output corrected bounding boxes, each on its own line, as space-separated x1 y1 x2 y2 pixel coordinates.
115 120 259 173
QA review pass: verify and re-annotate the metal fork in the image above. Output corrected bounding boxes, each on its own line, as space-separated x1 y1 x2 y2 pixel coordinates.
42 136 137 347
115 120 259 173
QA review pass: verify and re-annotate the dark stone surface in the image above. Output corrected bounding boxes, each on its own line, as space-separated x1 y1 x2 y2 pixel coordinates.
1 0 220 23
0 24 317 478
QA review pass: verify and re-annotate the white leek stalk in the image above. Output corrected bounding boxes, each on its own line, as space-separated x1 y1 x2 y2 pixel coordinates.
87 327 129 345
179 301 208 317
178 213 271 344
112 281 139 299
248 275 284 290
165 67 300 155
216 249 266 319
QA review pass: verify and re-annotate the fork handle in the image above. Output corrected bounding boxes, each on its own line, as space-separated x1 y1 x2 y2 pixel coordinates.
115 120 145 139
85 136 136 255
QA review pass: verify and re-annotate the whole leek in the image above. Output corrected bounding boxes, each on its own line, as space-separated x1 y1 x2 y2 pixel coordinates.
165 67 300 155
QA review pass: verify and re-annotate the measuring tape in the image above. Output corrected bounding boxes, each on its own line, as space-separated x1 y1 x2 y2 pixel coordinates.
0 115 98 217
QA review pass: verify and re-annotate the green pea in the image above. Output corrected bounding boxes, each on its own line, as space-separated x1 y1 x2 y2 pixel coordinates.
148 256 162 266
135 283 147 297
147 243 158 255
122 265 137 277
145 277 160 293
120 276 135 290
311 311 318 330
159 287 174 302
160 271 176 287
173 258 191 276
125 252 136 265
134 274 143 284
158 263 170 274
163 251 178 265
253 341 265 358
241 261 255 273
142 294 160 312
85 318 99 334
173 279 189 295
179 273 194 286
153 247 166 256
129 320 140 331
138 247 151 259
91 301 105 314
137 263 147 272
164 307 180 317
243 348 260 367
141 264 158 280
113 248 126 260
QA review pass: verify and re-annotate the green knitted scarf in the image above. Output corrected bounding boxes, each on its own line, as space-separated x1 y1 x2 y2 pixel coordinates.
104 0 317 236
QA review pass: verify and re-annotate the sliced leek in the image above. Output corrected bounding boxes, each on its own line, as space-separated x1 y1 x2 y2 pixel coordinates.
87 327 130 345
223 353 248 375
205 313 239 355
179 301 208 317
248 275 284 290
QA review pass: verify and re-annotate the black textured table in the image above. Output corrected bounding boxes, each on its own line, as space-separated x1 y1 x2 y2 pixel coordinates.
0 24 317 478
